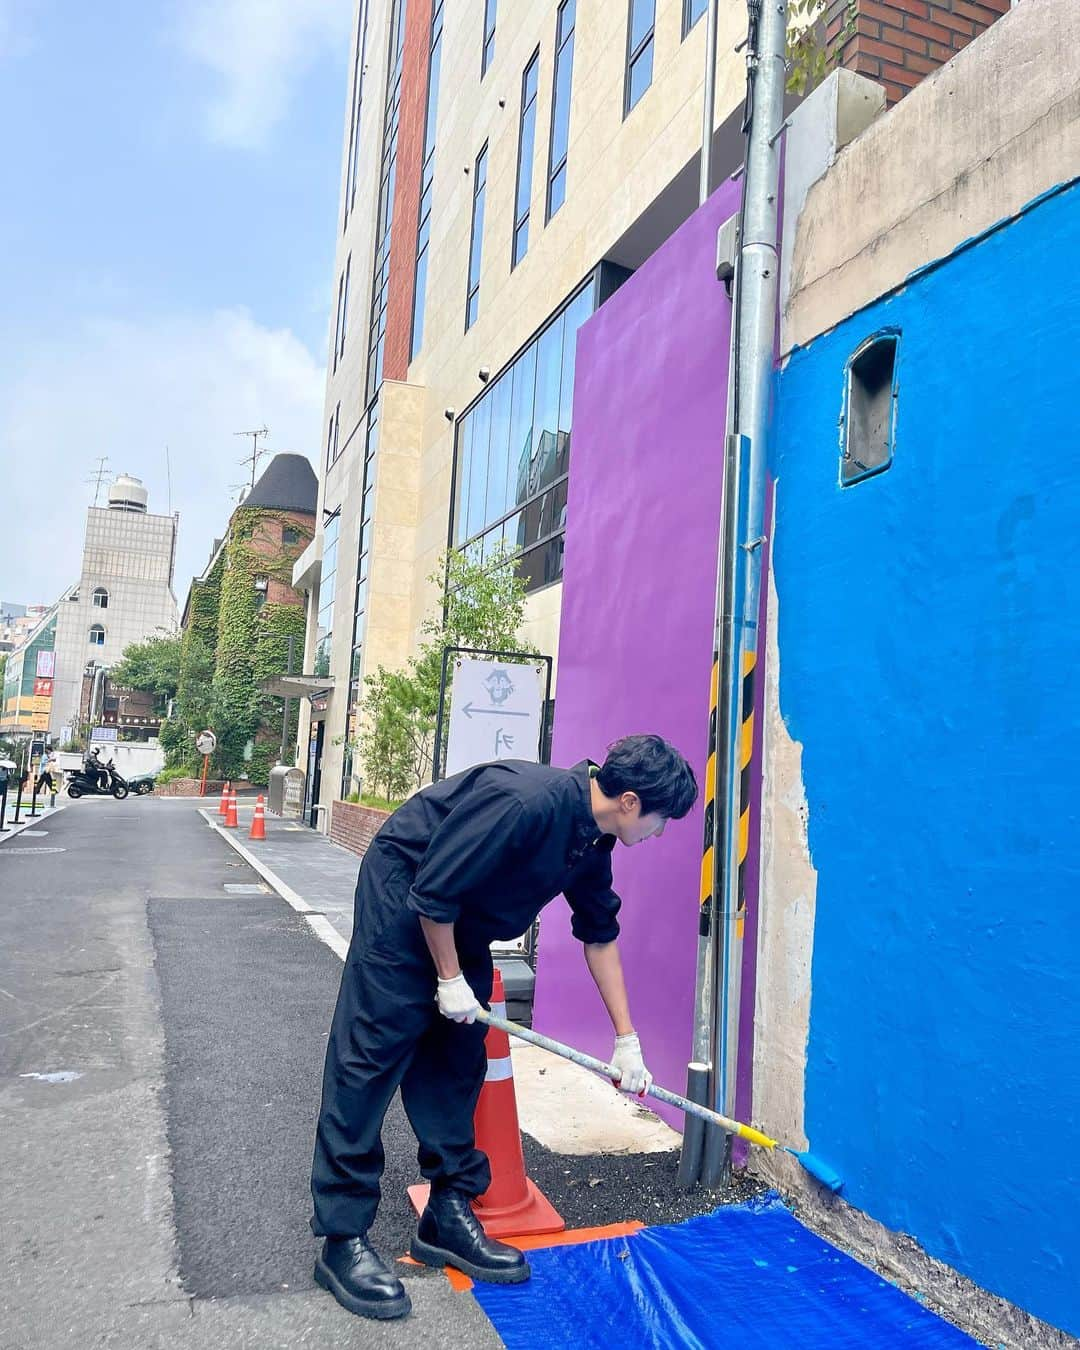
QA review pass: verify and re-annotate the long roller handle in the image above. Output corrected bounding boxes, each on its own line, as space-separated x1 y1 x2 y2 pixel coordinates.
476 1007 779 1152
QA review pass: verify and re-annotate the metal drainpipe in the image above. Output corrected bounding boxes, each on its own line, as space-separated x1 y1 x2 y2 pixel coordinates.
681 0 787 1188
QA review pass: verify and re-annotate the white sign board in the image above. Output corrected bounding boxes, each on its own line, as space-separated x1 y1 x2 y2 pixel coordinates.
195 729 217 755
91 726 118 742
444 658 544 779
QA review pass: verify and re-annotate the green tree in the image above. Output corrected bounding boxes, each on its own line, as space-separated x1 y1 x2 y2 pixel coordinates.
356 542 535 797
109 634 182 701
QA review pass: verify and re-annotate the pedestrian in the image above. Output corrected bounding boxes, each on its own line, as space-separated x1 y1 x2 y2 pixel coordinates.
310 734 698 1322
35 749 57 796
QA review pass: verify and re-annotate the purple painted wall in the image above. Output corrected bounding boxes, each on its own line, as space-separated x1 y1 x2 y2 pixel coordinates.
532 181 741 1126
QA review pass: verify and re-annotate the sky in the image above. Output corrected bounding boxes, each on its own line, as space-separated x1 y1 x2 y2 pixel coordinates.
0 0 353 607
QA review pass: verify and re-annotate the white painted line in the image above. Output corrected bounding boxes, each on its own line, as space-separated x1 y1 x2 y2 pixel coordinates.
198 808 352 962
304 914 350 961
198 809 313 913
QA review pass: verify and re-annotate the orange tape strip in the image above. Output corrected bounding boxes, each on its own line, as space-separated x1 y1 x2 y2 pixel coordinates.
399 1220 646 1292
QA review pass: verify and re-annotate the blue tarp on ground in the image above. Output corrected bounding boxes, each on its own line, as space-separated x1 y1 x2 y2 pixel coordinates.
471 1194 979 1348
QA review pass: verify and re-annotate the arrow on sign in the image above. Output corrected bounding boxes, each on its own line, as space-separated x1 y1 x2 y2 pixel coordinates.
462 703 530 719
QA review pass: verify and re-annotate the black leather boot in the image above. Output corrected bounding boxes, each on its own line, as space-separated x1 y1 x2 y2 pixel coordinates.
410 1190 530 1284
314 1236 412 1320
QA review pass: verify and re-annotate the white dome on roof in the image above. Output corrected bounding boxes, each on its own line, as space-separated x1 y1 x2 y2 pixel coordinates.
108 473 148 512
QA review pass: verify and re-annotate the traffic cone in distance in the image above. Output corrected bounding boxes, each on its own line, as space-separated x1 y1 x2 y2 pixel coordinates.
218 781 231 817
224 787 238 829
407 968 564 1239
249 794 266 840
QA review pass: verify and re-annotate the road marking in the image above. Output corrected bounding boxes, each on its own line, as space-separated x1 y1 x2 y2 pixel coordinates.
223 883 271 895
198 809 349 961
0 847 66 855
20 1070 82 1083
18 830 49 837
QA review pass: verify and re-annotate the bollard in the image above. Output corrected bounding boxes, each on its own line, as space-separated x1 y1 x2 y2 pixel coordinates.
11 774 25 825
28 778 41 819
0 782 8 833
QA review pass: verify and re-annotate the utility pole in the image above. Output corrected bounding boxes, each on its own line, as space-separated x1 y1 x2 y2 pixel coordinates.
681 0 788 1190
234 426 270 498
86 456 111 505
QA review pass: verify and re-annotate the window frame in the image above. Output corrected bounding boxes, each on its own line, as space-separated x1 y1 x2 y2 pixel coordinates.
89 624 106 647
481 0 496 78
465 142 488 332
92 587 109 610
512 48 541 270
624 0 656 117
546 0 576 223
840 330 900 486
682 0 707 39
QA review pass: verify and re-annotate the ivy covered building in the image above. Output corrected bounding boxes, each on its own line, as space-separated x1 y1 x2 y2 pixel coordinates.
173 454 317 783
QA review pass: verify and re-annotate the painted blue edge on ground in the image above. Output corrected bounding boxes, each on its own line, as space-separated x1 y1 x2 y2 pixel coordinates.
471 1192 979 1349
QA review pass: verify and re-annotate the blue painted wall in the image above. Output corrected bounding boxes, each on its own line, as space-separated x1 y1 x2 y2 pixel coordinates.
772 180 1080 1336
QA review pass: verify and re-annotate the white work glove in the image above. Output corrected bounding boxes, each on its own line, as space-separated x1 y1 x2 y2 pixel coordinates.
610 1032 652 1097
436 973 481 1024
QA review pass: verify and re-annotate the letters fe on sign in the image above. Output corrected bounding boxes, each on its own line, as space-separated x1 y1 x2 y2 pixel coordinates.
444 659 544 778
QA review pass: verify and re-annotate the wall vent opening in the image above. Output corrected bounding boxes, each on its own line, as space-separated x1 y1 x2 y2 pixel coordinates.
842 333 898 485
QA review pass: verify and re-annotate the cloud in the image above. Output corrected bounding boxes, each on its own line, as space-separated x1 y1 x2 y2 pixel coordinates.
174 0 353 149
0 308 325 606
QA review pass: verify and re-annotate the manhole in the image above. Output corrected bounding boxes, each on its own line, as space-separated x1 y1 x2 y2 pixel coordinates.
223 883 270 894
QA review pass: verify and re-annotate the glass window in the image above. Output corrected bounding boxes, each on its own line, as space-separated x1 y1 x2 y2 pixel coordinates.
89 624 105 646
283 526 300 545
316 513 340 679
683 0 708 36
512 50 540 268
345 1 370 222
465 143 488 331
333 269 345 373
92 587 109 609
546 1 576 222
625 0 655 114
339 255 351 360
450 277 596 593
411 1 443 361
482 0 496 77
532 315 563 491
506 342 536 509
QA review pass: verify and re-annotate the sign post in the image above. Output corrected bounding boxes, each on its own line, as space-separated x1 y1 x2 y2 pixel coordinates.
195 729 217 797
433 649 552 782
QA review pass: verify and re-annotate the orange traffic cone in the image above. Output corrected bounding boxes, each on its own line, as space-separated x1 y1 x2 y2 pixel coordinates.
224 787 238 829
408 969 564 1239
249 794 266 840
218 781 231 817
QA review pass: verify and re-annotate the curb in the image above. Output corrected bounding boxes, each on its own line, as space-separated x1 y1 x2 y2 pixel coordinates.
197 808 349 962
0 801 68 845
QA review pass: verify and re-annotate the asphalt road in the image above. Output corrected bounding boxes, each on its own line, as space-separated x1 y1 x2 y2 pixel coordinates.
0 796 499 1350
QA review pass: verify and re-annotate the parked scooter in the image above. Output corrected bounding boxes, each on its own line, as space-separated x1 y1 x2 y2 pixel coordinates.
67 758 129 800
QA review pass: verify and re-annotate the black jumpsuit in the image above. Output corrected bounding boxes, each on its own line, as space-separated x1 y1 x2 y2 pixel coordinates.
310 759 621 1239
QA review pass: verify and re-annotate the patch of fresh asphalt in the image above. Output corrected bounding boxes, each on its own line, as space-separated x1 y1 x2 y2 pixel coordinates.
0 797 500 1349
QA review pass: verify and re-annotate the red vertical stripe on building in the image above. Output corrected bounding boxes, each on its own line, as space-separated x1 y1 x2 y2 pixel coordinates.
384 0 431 381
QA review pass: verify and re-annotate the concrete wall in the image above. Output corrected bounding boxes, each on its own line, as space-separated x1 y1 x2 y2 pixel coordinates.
783 0 1080 354
531 177 739 1126
768 177 1080 1340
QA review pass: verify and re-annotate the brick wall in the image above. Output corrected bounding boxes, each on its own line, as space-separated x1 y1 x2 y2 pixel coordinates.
827 0 1010 104
330 799 391 859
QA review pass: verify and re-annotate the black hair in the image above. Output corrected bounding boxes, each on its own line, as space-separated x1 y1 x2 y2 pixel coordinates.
596 735 698 819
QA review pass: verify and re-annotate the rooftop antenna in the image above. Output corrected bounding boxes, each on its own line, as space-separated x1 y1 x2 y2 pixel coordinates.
165 444 173 517
86 456 110 505
234 425 270 498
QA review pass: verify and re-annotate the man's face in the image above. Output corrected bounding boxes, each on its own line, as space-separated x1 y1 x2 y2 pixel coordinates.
613 793 668 846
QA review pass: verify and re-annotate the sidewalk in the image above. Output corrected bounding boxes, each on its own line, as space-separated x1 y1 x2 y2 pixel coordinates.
0 795 67 844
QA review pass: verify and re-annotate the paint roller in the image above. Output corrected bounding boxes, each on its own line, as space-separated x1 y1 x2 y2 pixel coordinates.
475 1007 844 1193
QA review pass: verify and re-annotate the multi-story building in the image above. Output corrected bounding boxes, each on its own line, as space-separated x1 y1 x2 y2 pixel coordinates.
295 0 769 810
49 473 179 740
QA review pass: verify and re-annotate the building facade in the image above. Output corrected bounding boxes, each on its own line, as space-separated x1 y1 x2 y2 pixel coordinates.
295 0 764 809
49 474 179 741
0 605 59 737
